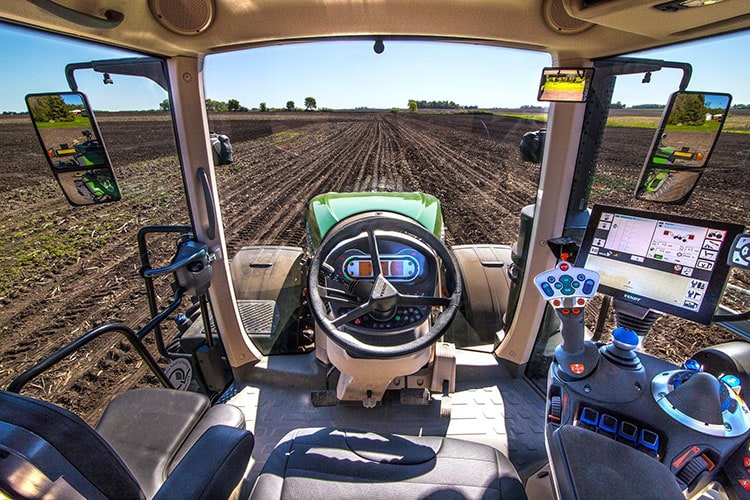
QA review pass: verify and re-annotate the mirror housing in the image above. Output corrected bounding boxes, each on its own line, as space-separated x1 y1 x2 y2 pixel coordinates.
537 67 594 103
25 92 121 206
635 91 731 205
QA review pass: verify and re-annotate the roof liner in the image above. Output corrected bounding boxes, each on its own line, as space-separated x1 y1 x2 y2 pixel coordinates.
2 0 748 60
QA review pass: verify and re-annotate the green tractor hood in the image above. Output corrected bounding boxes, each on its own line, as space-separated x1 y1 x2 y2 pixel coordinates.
305 192 444 249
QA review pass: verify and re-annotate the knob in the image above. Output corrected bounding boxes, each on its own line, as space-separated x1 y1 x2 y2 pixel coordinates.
612 327 639 351
603 327 641 369
683 359 703 372
720 374 742 396
548 396 562 423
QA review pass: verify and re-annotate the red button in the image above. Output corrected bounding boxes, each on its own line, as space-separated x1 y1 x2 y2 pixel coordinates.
570 363 585 374
561 309 570 315
560 263 569 271
738 478 750 490
553 299 561 307
577 298 585 305
572 308 580 315
744 456 750 468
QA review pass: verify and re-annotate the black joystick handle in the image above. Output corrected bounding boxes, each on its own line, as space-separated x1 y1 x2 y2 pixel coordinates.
558 309 585 354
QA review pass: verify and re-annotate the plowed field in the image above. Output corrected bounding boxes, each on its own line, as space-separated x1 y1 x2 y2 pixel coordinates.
0 111 747 423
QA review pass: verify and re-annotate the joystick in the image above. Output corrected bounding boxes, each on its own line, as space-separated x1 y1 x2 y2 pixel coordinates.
534 254 601 379
602 327 642 369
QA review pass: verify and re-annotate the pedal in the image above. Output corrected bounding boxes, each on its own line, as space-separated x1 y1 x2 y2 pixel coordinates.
311 390 338 407
430 342 456 393
440 395 452 418
439 379 452 418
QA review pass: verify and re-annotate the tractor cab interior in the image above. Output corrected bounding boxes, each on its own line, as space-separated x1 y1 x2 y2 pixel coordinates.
1 1 750 499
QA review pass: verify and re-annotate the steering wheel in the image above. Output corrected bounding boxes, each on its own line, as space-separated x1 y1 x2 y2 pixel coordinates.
308 212 462 359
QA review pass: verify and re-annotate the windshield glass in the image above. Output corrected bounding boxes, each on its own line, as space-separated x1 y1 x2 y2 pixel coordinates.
205 41 549 250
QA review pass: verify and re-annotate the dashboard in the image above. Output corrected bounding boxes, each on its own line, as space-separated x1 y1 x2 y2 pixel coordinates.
322 231 439 333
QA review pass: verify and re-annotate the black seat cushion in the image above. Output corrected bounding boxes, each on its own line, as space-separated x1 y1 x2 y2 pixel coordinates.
248 427 526 499
0 390 144 499
549 425 683 500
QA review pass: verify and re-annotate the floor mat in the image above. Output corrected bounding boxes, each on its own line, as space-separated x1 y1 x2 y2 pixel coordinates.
227 349 546 489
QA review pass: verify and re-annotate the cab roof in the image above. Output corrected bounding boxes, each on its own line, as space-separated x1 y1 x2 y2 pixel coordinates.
3 0 749 61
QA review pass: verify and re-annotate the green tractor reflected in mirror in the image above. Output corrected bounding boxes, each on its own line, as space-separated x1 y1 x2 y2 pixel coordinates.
635 91 731 205
26 92 121 205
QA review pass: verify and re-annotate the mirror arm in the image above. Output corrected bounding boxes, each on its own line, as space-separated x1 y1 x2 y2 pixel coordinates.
66 57 169 92
594 57 692 90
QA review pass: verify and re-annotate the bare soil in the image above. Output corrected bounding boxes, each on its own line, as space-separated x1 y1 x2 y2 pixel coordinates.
0 111 747 423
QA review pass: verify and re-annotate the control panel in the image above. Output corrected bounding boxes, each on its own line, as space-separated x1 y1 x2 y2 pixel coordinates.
576 405 662 459
534 261 600 310
534 261 601 378
342 305 429 330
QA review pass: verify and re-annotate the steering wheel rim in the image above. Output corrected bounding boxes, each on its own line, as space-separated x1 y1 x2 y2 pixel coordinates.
308 211 462 359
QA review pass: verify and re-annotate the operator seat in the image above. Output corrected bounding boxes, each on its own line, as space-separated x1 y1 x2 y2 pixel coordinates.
0 388 254 499
248 427 526 499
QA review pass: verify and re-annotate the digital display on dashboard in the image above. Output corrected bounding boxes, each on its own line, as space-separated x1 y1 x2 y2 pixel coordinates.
344 255 419 281
576 205 745 324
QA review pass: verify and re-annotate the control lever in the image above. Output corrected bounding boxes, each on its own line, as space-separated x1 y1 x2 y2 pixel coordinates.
534 259 600 379
602 327 642 369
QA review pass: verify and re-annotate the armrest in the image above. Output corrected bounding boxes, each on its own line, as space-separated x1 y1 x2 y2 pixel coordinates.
548 425 683 499
154 425 255 500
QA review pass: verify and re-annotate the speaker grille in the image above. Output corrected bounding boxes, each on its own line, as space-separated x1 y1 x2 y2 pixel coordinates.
149 0 215 35
543 0 594 35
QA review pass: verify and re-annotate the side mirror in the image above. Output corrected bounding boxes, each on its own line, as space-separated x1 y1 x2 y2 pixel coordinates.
26 92 121 205
635 91 731 205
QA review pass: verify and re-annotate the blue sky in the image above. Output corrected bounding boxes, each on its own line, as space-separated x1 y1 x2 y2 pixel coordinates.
0 22 747 112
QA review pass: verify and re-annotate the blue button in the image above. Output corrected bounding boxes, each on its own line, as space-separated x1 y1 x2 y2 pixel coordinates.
561 287 574 296
720 374 741 388
572 281 580 288
638 429 659 452
541 282 554 297
554 282 563 289
582 279 595 294
577 274 586 281
598 414 618 434
684 359 703 372
618 421 638 444
547 276 556 283
580 407 599 427
560 275 573 284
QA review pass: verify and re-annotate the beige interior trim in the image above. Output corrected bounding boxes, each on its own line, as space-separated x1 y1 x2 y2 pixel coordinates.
167 56 262 368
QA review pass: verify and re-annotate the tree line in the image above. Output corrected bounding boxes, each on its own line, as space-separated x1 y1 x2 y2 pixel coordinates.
409 100 479 110
159 97 318 112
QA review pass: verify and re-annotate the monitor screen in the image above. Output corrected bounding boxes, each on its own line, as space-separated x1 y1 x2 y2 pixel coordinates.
576 205 745 324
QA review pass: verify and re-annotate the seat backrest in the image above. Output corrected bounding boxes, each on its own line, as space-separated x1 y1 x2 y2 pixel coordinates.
0 390 145 499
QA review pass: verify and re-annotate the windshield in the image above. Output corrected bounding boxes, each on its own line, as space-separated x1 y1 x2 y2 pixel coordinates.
205 41 550 251
204 35 750 364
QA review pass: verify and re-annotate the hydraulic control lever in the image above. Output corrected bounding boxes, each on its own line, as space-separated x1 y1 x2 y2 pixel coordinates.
534 255 601 379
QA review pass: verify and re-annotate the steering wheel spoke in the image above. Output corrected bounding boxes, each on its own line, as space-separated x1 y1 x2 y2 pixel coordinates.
366 226 383 279
398 294 451 308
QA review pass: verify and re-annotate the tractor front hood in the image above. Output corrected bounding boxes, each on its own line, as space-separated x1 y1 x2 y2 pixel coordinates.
305 192 444 250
